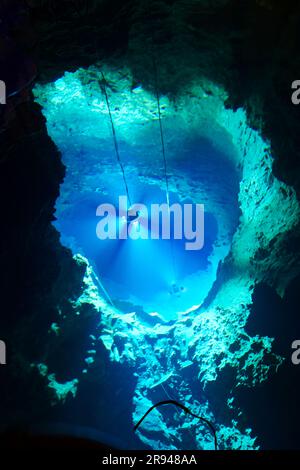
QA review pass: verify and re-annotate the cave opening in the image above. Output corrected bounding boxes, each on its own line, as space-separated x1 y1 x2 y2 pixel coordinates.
31 66 300 450
2 0 300 453
57 168 220 320
34 68 241 321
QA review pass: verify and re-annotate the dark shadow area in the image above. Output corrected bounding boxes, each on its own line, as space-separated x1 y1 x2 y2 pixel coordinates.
235 276 300 448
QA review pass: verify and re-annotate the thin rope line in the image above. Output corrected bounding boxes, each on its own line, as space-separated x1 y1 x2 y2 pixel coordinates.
134 399 218 451
160 381 198 447
100 72 132 208
90 264 116 308
152 56 177 282
152 57 170 208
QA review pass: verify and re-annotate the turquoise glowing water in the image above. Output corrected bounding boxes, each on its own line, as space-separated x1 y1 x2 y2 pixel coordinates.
51 131 240 319
57 181 218 319
30 69 294 450
49 125 241 320
33 72 241 319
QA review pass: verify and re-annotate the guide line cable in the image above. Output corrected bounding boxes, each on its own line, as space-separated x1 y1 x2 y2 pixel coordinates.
152 54 177 283
142 350 196 448
100 72 132 208
152 57 170 209
159 373 200 448
90 261 116 308
98 44 177 289
93 273 116 309
134 399 218 451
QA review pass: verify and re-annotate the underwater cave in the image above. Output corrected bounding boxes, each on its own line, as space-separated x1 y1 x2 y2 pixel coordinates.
30 66 300 450
34 69 241 321
2 0 300 457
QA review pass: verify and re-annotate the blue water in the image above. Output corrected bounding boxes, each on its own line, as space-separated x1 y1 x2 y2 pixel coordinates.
58 184 217 308
52 130 241 319
33 74 249 450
